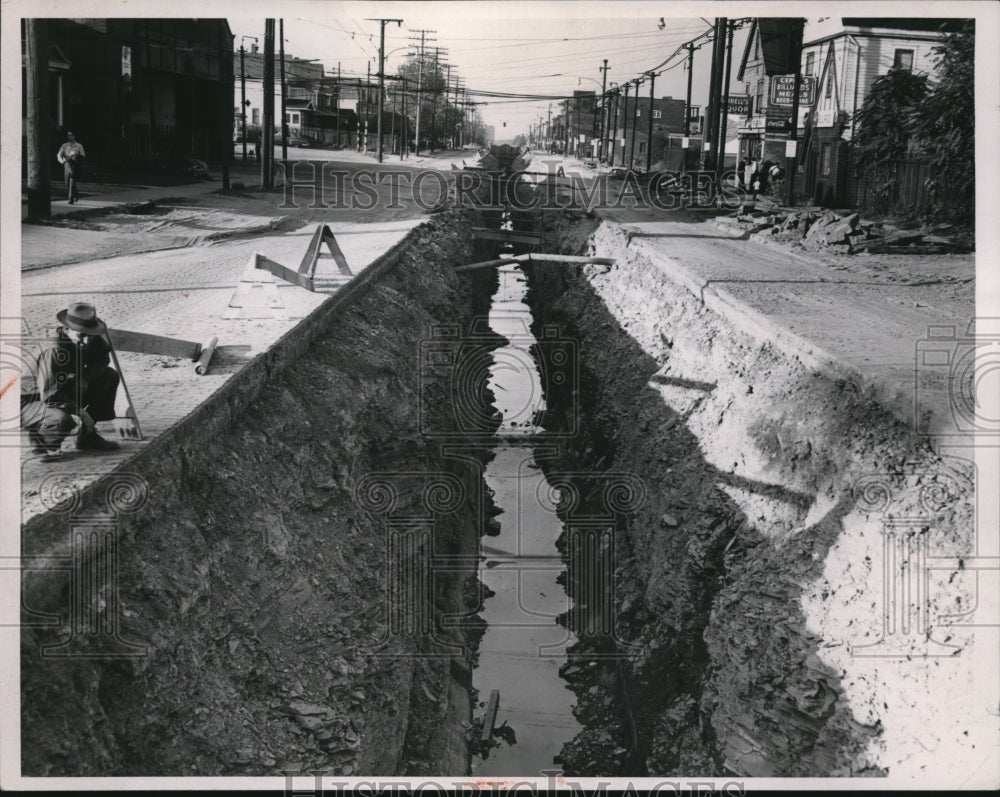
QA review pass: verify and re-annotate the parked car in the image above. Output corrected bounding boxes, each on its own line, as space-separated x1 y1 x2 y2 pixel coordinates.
278 133 310 148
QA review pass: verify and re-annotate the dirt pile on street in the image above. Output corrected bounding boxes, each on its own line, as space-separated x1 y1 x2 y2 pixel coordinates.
21 211 495 777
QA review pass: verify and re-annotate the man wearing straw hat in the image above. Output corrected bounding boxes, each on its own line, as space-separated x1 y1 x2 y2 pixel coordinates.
21 302 121 459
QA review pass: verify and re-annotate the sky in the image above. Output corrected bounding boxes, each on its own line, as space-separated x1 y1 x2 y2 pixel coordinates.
228 1 752 140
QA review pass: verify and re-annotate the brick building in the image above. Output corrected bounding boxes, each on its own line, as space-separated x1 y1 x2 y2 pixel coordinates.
25 18 234 169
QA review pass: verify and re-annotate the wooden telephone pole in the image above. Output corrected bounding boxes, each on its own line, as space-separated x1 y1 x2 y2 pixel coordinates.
25 19 51 219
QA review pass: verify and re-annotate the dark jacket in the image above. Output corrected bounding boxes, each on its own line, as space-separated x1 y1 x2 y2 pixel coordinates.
22 329 111 411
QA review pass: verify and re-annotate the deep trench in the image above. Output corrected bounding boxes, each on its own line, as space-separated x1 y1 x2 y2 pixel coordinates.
21 183 898 778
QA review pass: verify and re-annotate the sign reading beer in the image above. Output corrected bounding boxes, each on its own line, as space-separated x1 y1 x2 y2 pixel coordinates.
727 95 752 116
769 75 815 107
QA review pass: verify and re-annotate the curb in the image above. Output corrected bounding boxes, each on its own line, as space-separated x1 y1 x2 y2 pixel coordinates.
21 215 445 599
597 220 965 451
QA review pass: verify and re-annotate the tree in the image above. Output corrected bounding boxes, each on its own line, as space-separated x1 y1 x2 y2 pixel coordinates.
851 67 928 214
913 20 975 224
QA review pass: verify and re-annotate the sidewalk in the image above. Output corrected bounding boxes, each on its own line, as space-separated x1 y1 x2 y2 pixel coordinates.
18 213 426 524
592 205 977 452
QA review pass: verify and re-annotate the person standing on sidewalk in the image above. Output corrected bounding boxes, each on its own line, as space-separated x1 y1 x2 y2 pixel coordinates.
21 302 121 460
56 131 86 204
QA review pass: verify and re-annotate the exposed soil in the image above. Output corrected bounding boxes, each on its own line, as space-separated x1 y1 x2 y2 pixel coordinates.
20 211 496 777
523 211 979 779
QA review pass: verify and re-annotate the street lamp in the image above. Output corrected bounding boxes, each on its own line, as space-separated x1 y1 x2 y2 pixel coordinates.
239 36 258 161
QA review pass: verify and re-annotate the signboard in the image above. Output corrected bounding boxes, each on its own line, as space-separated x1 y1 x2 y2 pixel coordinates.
727 95 751 116
769 75 815 107
121 45 132 78
579 133 586 143
816 109 837 127
765 116 791 134
785 140 797 158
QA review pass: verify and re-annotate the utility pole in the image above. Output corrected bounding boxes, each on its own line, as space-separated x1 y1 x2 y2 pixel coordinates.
25 18 50 219
444 63 451 148
621 81 630 168
240 42 248 160
598 59 609 162
409 29 435 156
365 60 371 152
220 26 231 190
684 43 695 137
718 20 735 176
336 61 341 148
609 86 619 165
280 19 287 163
401 76 407 159
547 103 552 151
629 78 641 170
706 18 727 172
370 17 403 163
785 18 806 206
262 19 275 189
646 71 655 174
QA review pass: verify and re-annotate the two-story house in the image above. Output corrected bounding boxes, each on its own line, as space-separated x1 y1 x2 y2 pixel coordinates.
737 17 961 205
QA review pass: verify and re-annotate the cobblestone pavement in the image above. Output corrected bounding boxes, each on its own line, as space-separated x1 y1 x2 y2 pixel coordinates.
15 219 424 522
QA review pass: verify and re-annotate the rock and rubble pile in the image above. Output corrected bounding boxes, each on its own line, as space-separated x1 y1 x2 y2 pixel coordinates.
729 204 973 255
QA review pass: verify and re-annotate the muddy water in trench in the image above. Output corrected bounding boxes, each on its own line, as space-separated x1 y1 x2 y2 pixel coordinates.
470 262 582 776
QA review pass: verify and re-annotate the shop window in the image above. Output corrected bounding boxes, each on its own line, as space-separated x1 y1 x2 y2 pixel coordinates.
894 49 914 72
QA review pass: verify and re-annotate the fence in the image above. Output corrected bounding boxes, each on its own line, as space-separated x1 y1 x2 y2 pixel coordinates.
855 158 932 214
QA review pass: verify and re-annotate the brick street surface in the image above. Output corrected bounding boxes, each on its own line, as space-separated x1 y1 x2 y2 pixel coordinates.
17 212 424 523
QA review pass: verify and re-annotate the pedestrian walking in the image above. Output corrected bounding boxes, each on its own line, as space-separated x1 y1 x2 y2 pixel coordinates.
21 302 122 460
56 131 86 204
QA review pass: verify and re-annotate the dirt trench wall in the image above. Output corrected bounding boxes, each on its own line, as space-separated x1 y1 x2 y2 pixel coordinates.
21 212 490 777
526 218 976 778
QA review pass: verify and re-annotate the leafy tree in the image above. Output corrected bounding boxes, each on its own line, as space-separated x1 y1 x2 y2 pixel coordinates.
913 20 975 224
851 67 928 214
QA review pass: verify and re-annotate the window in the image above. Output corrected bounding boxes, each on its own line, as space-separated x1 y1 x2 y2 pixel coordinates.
756 79 765 114
286 111 301 125
639 141 647 154
824 73 833 100
821 143 832 176
652 109 662 119
635 107 641 117
805 52 815 75
894 49 914 72
252 108 260 125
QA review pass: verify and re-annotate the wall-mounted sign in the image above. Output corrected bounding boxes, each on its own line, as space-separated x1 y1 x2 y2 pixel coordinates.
816 109 837 127
122 45 132 78
769 75 815 107
765 116 792 134
727 95 752 116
